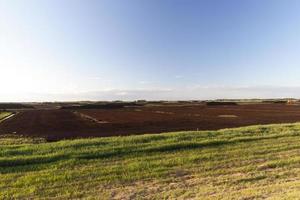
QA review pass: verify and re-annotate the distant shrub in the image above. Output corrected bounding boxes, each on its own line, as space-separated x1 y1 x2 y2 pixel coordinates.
262 100 287 104
61 102 144 110
0 103 33 109
206 102 238 106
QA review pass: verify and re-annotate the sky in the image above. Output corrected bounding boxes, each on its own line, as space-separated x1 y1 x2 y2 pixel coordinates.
1 0 300 102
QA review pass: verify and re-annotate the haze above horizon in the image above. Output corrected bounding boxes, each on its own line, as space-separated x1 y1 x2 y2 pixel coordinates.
1 0 300 102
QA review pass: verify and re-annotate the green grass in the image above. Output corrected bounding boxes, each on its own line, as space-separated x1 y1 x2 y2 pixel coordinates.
0 112 12 122
2 123 300 199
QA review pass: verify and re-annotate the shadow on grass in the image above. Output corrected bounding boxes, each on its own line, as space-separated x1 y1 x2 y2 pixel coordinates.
0 133 289 175
78 135 287 160
0 154 68 168
235 175 267 183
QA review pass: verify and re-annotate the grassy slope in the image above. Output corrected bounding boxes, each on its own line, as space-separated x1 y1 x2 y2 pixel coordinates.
0 112 12 122
1 124 300 199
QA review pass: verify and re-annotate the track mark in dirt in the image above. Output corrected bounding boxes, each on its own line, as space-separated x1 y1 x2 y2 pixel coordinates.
218 115 238 118
73 111 109 124
0 113 17 123
154 111 174 115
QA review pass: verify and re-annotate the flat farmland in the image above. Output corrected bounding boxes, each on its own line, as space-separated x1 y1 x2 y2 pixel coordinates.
0 110 100 140
79 104 300 134
1 103 300 140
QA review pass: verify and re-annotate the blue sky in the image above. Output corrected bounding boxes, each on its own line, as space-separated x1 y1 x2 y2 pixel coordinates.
1 0 300 101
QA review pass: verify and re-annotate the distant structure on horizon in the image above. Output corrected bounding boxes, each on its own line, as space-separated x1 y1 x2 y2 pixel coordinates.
287 99 298 105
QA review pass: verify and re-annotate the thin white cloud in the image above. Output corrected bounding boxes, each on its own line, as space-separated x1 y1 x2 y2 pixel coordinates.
175 75 183 79
138 81 150 85
87 77 103 80
1 86 300 102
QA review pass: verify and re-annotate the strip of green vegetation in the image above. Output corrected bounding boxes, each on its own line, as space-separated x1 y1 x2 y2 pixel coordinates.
0 112 12 122
2 123 300 199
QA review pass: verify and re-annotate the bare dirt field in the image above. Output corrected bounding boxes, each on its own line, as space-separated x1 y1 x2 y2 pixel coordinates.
0 110 100 140
1 103 300 140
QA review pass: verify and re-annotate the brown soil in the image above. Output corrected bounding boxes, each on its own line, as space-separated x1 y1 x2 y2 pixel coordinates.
1 104 300 140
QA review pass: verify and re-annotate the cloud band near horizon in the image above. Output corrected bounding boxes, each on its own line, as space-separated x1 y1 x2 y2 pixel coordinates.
1 86 300 102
